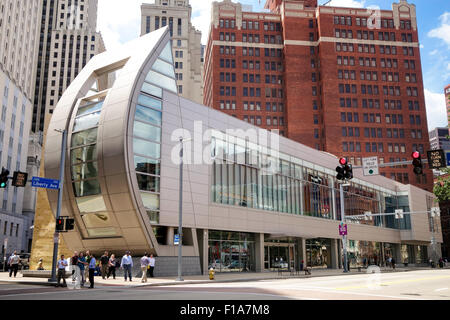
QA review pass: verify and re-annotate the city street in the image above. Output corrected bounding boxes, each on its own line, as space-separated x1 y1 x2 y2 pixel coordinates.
0 269 449 300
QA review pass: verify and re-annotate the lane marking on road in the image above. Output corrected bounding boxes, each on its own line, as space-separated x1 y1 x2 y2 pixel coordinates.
335 275 450 291
434 288 448 292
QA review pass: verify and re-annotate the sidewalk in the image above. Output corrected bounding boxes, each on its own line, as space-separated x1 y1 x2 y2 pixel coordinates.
0 265 443 288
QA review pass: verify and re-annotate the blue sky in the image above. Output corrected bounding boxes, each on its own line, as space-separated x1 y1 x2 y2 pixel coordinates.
97 0 450 130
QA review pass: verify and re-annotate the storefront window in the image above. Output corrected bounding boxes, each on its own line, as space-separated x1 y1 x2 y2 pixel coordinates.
208 230 255 272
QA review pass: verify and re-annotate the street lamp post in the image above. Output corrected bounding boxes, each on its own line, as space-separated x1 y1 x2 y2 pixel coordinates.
340 183 349 273
177 137 184 282
48 129 67 283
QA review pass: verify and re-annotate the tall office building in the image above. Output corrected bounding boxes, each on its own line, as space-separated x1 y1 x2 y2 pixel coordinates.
141 0 203 104
32 0 105 134
203 0 433 192
0 0 41 254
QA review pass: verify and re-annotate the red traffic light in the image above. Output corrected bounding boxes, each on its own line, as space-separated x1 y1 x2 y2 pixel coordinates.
339 158 347 166
411 151 420 159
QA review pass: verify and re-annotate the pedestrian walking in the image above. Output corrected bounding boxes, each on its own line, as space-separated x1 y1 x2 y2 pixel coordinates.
439 258 444 268
148 254 156 278
8 251 20 278
88 254 96 289
71 251 79 281
107 254 116 279
391 257 396 270
121 251 133 282
84 250 91 285
100 251 109 279
37 258 44 270
56 254 68 287
77 252 86 286
140 253 150 283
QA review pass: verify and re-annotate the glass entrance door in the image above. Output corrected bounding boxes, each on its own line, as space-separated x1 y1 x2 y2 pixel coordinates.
264 244 295 271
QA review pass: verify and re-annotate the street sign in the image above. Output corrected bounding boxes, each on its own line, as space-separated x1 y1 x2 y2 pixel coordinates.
339 223 348 236
362 156 379 176
31 177 60 190
446 152 450 167
427 149 446 169
174 234 180 245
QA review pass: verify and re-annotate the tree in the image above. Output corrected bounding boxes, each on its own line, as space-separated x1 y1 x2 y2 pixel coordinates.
434 168 450 202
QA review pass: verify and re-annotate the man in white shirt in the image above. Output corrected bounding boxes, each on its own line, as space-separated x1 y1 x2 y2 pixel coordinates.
121 251 133 282
56 254 68 287
148 254 156 278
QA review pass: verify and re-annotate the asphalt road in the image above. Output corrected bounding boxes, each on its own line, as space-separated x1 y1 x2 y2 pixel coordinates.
0 269 449 300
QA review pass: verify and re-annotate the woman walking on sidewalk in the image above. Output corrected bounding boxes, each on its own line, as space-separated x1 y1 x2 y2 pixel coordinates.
107 254 116 279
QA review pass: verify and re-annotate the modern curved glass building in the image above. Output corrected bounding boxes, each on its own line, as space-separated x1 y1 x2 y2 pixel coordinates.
40 27 442 276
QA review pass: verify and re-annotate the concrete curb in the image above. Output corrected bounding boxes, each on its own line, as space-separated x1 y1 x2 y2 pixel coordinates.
0 267 446 288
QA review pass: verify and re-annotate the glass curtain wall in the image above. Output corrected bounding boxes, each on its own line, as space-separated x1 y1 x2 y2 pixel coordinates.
132 41 177 224
71 97 118 238
211 135 411 231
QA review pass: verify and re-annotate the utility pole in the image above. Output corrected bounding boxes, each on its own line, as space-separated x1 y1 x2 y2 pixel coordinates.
177 137 184 282
48 129 67 283
340 183 349 273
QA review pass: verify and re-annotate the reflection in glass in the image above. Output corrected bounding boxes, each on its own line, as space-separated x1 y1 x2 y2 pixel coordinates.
71 128 97 147
135 105 162 126
134 156 160 175
145 70 177 93
142 82 163 98
77 101 104 117
73 111 101 132
76 195 107 213
140 192 160 211
86 227 117 237
152 58 176 78
137 174 160 192
133 121 161 142
138 94 162 111
73 179 101 197
71 162 98 180
147 210 160 224
159 42 173 63
71 145 97 164
133 138 160 158
82 212 113 228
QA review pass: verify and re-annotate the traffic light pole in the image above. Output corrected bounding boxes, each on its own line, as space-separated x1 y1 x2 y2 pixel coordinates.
340 183 349 273
49 129 67 283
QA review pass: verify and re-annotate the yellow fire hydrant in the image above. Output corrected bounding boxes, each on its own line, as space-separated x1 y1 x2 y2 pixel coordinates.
209 268 215 280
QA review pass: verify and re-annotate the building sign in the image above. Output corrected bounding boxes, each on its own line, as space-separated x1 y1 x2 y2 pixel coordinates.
362 156 379 176
427 149 446 169
447 152 450 167
174 234 180 245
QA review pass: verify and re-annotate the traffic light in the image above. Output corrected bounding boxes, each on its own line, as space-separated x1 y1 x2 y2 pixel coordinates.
56 218 65 232
65 218 75 231
411 151 423 175
11 171 28 187
0 167 9 188
336 158 353 181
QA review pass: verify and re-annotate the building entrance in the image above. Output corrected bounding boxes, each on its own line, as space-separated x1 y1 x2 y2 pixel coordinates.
264 243 295 271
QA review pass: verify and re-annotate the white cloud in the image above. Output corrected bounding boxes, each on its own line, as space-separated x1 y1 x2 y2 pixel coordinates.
424 89 448 131
327 0 365 8
428 12 450 48
97 0 145 50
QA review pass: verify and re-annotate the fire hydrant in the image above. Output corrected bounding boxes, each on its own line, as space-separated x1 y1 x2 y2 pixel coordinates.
209 268 215 280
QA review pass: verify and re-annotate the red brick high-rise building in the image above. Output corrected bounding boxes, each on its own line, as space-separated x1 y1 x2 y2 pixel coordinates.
203 0 433 191
445 84 450 127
